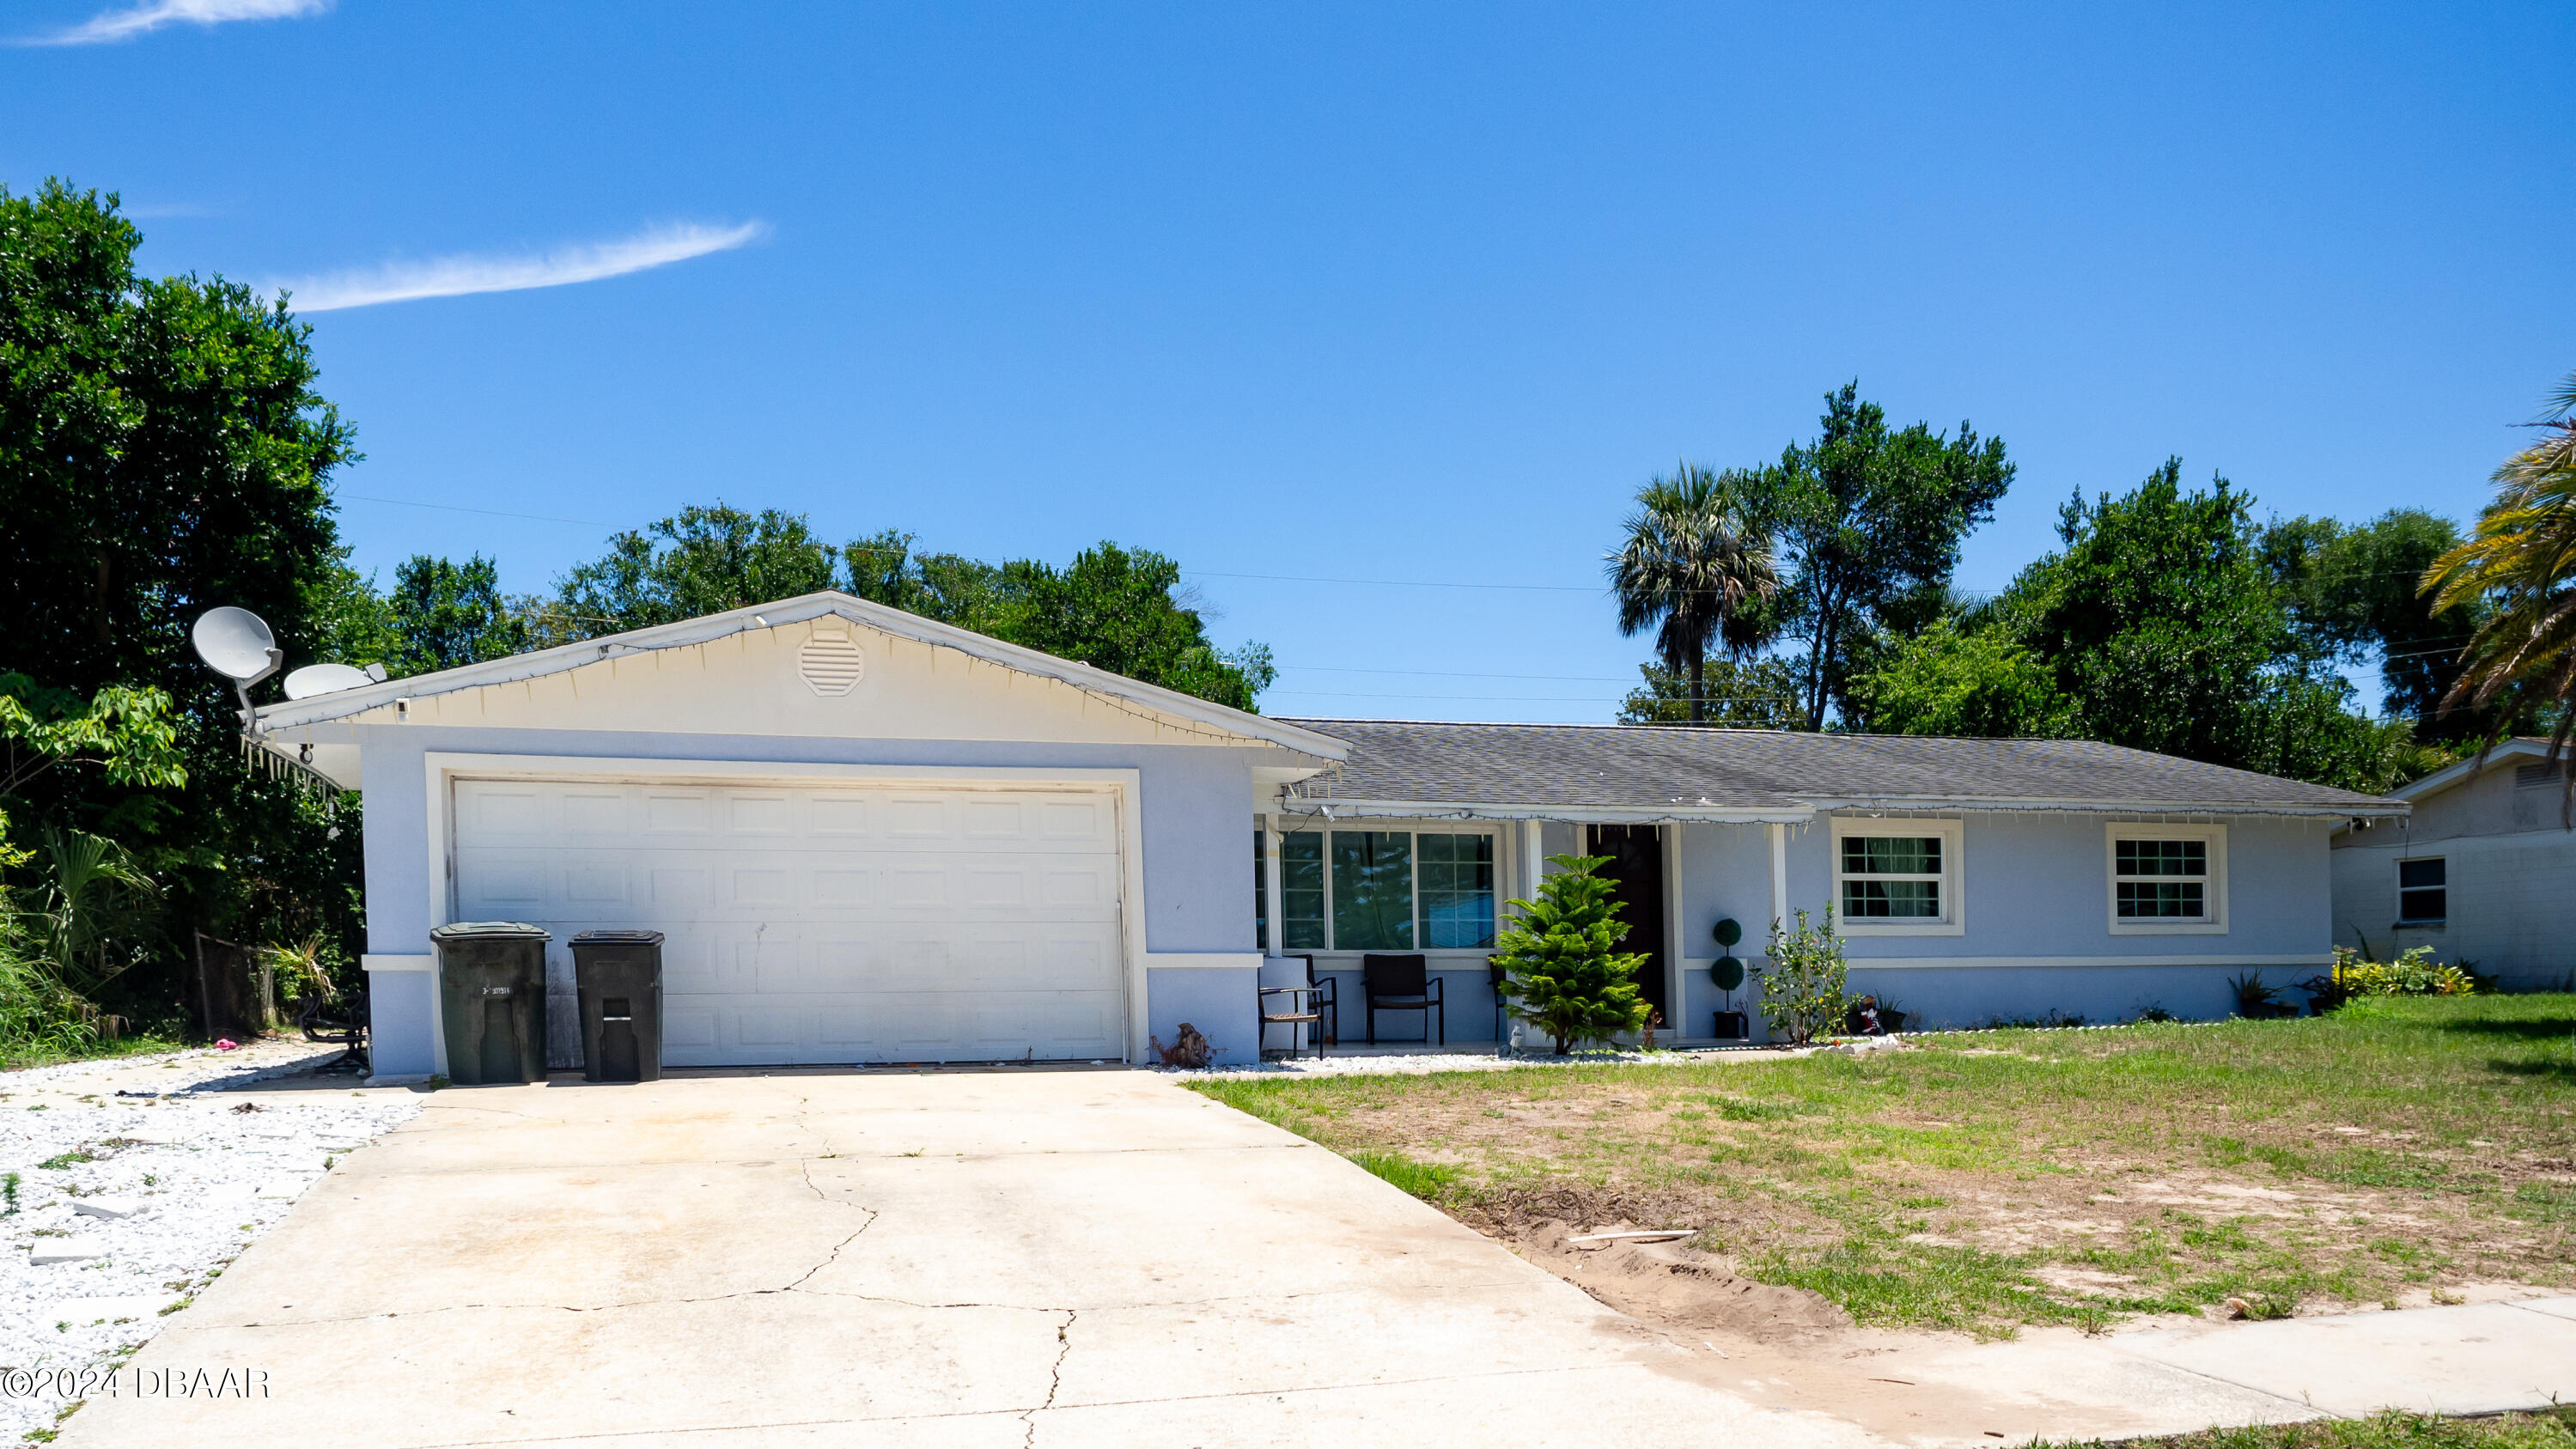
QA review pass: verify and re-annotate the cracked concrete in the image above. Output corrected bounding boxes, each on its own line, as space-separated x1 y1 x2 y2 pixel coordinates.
56 1070 1873 1448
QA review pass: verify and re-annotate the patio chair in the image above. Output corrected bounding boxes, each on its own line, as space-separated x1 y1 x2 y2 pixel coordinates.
1362 953 1443 1046
1258 953 1331 1061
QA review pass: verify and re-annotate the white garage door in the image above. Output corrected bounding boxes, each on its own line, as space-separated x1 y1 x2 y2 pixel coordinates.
449 777 1129 1066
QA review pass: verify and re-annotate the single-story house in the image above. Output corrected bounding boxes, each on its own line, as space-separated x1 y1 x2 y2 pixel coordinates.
2330 739 2575 993
247 591 2408 1075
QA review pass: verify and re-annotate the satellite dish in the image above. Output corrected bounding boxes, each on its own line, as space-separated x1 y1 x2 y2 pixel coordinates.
192 607 283 685
283 663 374 700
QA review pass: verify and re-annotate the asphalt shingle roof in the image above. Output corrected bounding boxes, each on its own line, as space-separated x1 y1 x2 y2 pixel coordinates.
1270 719 2404 817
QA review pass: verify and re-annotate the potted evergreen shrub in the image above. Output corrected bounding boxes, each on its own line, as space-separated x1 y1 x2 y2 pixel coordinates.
1491 854 1652 1056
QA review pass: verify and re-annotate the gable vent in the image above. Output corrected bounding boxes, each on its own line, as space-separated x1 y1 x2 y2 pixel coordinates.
798 631 867 697
2516 760 2566 789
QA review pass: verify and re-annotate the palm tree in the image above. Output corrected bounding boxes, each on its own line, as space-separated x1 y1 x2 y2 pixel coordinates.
1607 464 1779 724
2425 369 2576 786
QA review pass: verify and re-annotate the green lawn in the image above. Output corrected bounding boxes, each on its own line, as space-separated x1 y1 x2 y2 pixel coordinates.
1189 995 2576 1336
2038 1409 2576 1449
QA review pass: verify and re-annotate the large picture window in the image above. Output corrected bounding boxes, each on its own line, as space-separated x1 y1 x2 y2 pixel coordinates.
2103 822 2226 935
1265 827 1495 952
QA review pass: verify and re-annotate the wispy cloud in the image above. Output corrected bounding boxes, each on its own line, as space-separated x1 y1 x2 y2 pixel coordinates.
23 0 328 46
275 221 770 313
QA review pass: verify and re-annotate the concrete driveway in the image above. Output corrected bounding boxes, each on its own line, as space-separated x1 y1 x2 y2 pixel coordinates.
60 1069 1871 1449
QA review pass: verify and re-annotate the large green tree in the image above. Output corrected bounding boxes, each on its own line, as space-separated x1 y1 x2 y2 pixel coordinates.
2263 509 2489 741
0 180 363 1020
1850 460 2419 792
547 509 1276 711
1766 383 2014 729
555 503 840 636
1617 658 1803 728
996 542 1276 711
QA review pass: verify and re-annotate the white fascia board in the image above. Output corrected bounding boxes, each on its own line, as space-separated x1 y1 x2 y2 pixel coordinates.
1795 795 2407 820
1275 797 1812 825
249 590 1349 761
2388 740 2550 802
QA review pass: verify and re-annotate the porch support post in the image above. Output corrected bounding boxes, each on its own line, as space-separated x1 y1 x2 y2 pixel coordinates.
1767 821 1789 933
1262 811 1286 958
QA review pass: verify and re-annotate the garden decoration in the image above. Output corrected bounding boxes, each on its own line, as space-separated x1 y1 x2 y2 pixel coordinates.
1709 918 1749 1038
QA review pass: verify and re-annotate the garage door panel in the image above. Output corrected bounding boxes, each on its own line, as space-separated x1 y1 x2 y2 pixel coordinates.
453 778 1128 1065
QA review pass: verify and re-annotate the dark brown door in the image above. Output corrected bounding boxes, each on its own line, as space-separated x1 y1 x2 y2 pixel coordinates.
1586 824 1668 1024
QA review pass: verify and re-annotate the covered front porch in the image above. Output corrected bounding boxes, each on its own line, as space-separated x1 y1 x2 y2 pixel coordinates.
1251 807 1809 1056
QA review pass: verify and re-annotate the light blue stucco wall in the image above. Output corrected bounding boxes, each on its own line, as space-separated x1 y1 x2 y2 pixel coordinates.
1146 966 1259 1067
1671 813 2335 1033
356 721 1277 1068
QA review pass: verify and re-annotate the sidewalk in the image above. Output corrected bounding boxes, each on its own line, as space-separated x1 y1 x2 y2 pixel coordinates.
1724 1295 2576 1446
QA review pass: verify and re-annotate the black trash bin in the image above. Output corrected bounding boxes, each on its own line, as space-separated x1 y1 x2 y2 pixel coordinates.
429 922 551 1085
571 929 665 1083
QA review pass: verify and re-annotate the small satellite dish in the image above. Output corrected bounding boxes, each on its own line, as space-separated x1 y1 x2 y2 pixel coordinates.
192 607 283 684
283 663 374 700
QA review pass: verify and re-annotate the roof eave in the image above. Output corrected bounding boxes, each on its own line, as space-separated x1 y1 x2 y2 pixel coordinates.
1798 794 2409 819
1274 796 1812 825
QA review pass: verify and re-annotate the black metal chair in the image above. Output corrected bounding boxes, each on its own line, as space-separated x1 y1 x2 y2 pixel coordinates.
1258 954 1332 1060
1488 959 1509 1043
1363 953 1443 1046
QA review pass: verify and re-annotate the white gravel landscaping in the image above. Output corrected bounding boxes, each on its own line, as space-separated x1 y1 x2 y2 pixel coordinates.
0 1042 423 1442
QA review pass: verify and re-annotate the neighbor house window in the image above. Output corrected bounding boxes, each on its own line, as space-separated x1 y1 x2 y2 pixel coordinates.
2103 823 2226 934
1831 819 1964 935
1272 827 1497 952
2396 856 2446 923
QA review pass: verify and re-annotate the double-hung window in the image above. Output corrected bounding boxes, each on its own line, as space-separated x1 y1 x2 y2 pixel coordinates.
2396 857 2446 924
1832 819 1964 935
2104 823 2226 934
1266 828 1495 952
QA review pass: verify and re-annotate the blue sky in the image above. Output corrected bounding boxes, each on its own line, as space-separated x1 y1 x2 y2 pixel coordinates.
7 2 2571 721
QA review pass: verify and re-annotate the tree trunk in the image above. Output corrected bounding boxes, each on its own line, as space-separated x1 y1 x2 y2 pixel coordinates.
1690 646 1706 724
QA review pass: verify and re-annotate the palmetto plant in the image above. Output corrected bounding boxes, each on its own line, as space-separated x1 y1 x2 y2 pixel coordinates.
1607 464 1779 723
2427 370 2576 804
19 827 160 1005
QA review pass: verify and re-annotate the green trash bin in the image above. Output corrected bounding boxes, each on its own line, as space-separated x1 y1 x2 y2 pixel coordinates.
430 922 551 1085
571 929 664 1083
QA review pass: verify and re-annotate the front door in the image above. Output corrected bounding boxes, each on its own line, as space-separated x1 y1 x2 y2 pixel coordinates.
1586 824 1668 1026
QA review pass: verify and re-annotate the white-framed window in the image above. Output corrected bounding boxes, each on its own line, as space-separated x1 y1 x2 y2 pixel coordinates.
1272 825 1499 953
1831 818 1964 936
2396 855 2446 925
2104 822 2227 935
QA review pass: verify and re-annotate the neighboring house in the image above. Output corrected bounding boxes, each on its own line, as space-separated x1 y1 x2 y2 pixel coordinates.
250 592 2405 1075
2329 740 2576 993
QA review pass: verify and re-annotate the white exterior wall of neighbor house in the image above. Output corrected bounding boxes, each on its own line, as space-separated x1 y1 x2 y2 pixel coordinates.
2330 755 2576 992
